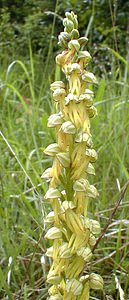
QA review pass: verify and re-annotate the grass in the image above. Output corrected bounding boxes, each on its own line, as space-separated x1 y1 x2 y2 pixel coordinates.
0 19 129 300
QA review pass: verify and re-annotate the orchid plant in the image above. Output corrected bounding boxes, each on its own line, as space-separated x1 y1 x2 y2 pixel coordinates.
42 11 103 300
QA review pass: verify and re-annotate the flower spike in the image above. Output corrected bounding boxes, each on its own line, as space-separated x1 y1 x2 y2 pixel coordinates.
43 11 103 299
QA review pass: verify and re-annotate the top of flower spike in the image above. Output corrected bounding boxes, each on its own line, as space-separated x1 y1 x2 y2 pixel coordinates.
58 11 88 49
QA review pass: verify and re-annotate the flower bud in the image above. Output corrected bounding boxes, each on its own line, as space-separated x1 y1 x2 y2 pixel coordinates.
65 12 78 29
44 143 60 156
68 40 80 52
77 246 92 262
73 178 89 192
56 152 70 167
71 29 79 39
85 148 98 162
45 188 61 200
61 121 76 134
50 81 65 91
66 279 83 296
82 71 98 84
78 37 88 47
65 12 72 20
89 273 103 290
48 113 63 127
45 227 62 240
63 19 74 32
58 32 71 44
47 270 62 284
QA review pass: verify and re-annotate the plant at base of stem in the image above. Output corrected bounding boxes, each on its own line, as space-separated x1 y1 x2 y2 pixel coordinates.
43 11 103 300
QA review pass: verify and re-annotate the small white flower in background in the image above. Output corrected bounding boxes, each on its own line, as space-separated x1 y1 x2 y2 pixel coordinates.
41 254 46 276
115 275 125 300
7 256 12 286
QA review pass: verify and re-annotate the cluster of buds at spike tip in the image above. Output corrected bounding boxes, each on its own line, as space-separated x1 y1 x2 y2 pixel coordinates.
42 11 103 300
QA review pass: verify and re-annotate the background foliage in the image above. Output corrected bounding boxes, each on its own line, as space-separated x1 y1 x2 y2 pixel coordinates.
0 0 129 299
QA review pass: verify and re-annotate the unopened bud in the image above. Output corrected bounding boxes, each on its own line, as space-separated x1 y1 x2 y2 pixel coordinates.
78 37 88 47
68 40 80 52
63 19 74 32
71 29 79 39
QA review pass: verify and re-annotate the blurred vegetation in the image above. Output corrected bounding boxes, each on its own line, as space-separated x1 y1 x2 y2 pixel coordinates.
0 0 129 299
0 0 129 70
